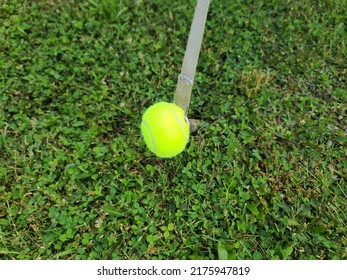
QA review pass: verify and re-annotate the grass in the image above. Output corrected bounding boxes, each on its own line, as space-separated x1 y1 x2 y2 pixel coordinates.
0 0 346 260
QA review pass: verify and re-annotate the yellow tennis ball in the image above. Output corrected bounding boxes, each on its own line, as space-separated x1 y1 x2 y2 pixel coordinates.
141 102 189 158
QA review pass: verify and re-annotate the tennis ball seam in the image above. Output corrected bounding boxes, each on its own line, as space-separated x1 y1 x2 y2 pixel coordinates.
141 120 157 154
168 103 189 143
184 115 190 134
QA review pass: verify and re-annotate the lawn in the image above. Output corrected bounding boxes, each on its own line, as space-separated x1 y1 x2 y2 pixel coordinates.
0 0 346 260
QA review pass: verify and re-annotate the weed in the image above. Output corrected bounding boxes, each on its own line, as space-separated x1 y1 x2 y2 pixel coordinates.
0 0 346 260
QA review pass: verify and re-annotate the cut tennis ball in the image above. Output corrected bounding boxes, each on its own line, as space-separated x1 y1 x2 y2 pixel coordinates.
141 102 189 158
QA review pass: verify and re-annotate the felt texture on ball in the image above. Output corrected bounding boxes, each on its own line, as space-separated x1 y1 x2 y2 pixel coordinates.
141 102 189 158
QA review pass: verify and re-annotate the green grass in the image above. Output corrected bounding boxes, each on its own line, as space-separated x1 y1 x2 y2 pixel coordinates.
0 0 346 260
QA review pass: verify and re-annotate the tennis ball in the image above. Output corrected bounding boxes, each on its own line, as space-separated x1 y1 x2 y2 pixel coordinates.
141 102 189 158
